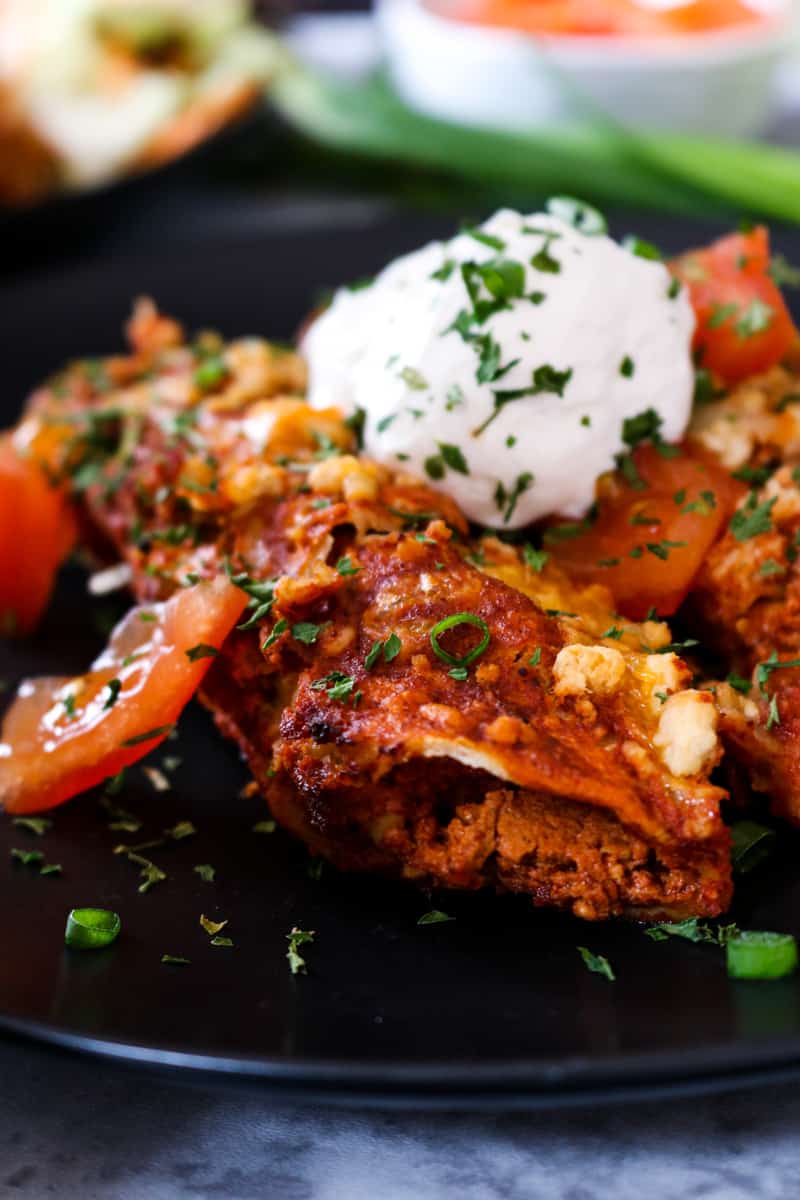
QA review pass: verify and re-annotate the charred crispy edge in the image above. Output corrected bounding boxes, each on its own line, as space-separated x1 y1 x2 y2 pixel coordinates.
201 659 732 922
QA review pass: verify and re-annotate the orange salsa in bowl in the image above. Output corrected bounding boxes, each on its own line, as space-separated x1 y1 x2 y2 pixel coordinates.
425 0 771 38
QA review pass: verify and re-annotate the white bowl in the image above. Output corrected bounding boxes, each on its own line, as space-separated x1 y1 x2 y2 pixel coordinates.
377 0 795 138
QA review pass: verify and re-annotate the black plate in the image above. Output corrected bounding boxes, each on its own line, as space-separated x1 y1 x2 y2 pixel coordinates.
3 209 800 1109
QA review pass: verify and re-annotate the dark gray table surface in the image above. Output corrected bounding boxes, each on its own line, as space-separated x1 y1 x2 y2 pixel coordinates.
2 1034 800 1199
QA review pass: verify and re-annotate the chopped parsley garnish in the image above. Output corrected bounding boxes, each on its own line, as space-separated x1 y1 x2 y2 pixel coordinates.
287 927 315 975
425 456 445 481
730 493 776 541
194 864 216 883
344 406 366 449
652 638 700 655
682 490 717 516
528 647 542 666
461 225 505 251
431 258 456 282
225 564 276 629
387 506 442 526
261 618 289 652
365 633 402 670
185 643 218 661
121 725 173 748
543 520 590 545
10 848 44 868
376 413 397 433
646 539 687 561
438 443 470 475
12 817 51 836
312 431 340 460
693 368 722 406
767 694 781 730
311 671 357 702
399 366 429 391
619 356 635 378
103 681 122 714
253 820 277 834
446 384 465 411
726 672 752 694
708 302 738 329
523 545 549 572
668 277 682 300
577 946 615 981
470 256 526 302
769 254 800 288
166 821 196 841
292 621 328 646
759 558 786 577
530 237 560 274
116 849 167 894
193 355 228 392
161 955 191 966
475 364 573 436
63 694 77 720
600 626 624 640
335 556 360 577
199 914 228 936
731 463 774 486
645 918 736 945
345 275 374 292
494 472 534 524
475 332 505 384
755 651 800 693
417 910 455 925
736 297 774 338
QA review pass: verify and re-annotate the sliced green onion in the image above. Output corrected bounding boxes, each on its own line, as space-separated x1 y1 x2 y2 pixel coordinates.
730 820 776 874
65 908 121 951
546 196 607 236
430 612 490 668
726 931 798 980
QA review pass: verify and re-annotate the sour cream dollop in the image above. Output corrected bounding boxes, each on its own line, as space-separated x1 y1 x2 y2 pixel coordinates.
304 207 695 529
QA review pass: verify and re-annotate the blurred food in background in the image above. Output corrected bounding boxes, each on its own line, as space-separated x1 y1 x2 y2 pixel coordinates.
0 0 279 205
378 0 794 137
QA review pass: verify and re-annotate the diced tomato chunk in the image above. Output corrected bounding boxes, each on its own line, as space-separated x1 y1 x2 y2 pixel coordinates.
549 445 743 619
0 434 76 634
671 227 797 385
0 576 246 813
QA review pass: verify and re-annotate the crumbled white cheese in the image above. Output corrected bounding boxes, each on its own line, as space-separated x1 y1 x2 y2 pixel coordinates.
653 689 719 778
553 644 626 698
